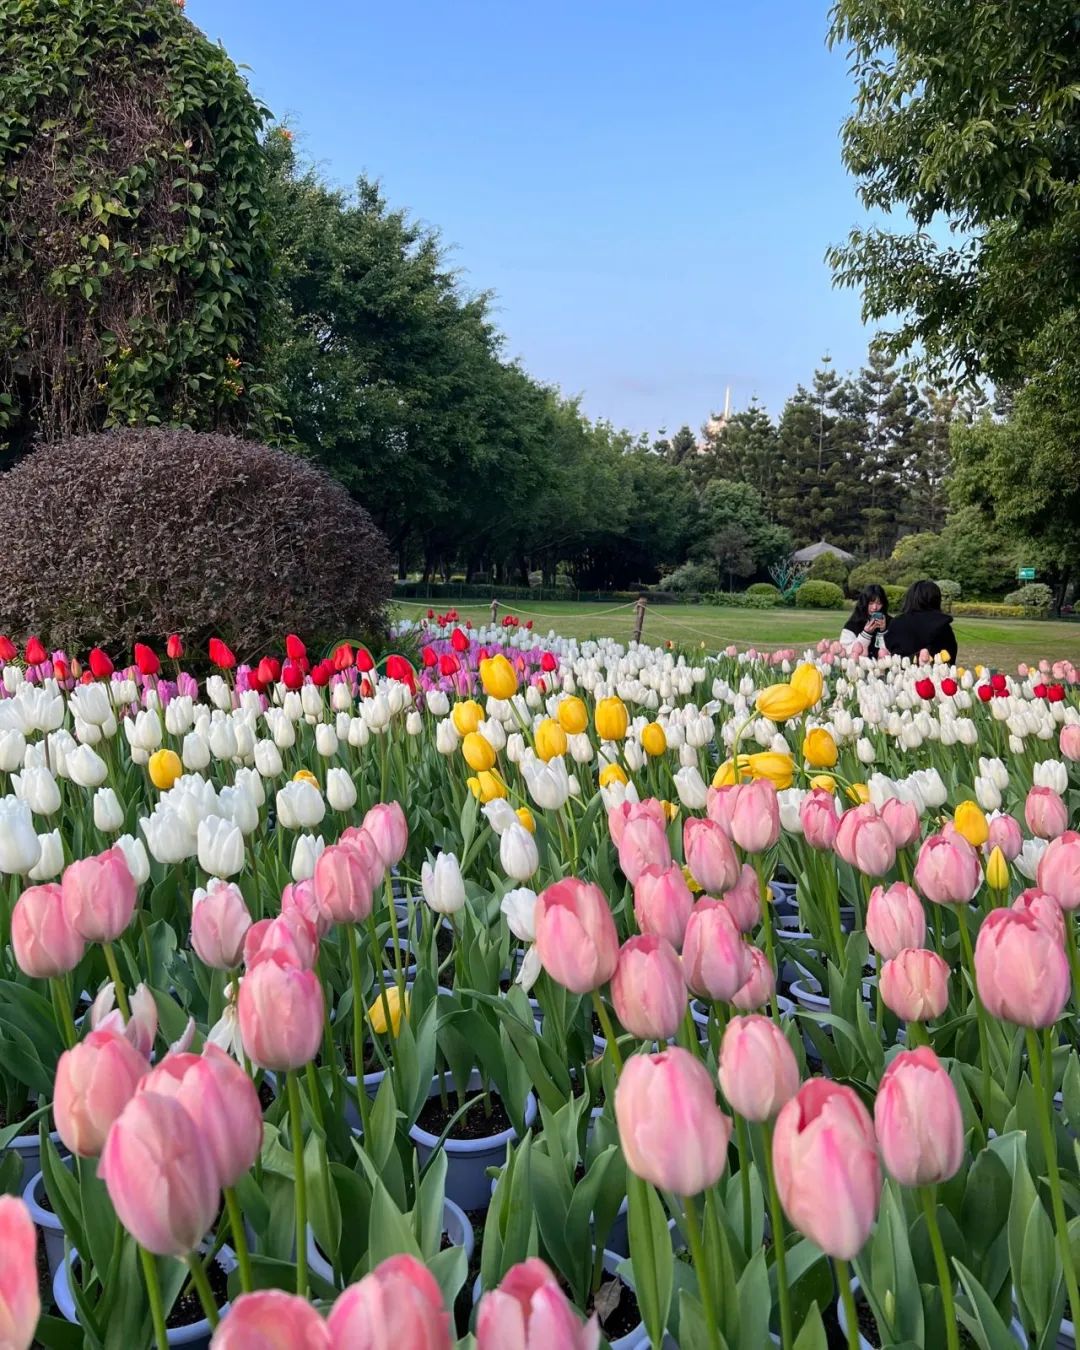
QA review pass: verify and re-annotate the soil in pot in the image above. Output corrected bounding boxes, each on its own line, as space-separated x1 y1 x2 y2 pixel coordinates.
340 1044 383 1077
453 1206 488 1335
415 1089 513 1141
37 1233 51 1306
435 925 454 965
166 1259 230 1329
257 1080 275 1112
561 1272 641 1343
851 1295 979 1349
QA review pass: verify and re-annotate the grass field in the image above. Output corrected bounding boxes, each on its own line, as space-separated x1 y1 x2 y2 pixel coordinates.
393 600 1080 671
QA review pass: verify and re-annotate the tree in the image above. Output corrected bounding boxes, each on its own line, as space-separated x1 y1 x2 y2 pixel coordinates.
663 425 698 466
711 525 755 592
697 479 791 583
696 400 778 498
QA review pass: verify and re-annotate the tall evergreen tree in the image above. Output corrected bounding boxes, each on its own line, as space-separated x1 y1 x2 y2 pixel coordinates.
696 399 778 498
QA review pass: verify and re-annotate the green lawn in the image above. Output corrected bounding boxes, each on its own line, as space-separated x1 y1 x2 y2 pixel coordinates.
394 600 1080 670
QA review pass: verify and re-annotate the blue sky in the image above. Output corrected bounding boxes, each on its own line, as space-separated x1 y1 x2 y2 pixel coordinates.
186 0 873 438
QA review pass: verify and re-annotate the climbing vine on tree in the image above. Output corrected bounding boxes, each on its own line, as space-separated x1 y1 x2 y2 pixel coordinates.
0 0 276 461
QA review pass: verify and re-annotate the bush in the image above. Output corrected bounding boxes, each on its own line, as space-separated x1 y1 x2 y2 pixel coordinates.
746 583 782 604
935 579 962 601
663 561 718 594
1002 583 1054 611
846 561 888 597
806 552 851 588
705 593 778 609
795 580 846 610
884 585 907 612
0 430 393 652
953 603 1030 618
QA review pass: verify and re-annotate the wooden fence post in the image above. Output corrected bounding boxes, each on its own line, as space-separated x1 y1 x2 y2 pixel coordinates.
633 595 647 644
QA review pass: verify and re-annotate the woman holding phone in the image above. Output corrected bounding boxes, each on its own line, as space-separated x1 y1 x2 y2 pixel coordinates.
839 585 890 658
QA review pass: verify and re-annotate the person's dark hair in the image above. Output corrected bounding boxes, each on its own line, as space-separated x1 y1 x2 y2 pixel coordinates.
900 579 943 616
845 584 889 633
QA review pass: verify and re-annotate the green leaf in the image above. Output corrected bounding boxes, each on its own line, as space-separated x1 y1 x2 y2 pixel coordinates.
626 1173 673 1347
735 1246 771 1350
955 1259 1028 1350
792 1301 829 1350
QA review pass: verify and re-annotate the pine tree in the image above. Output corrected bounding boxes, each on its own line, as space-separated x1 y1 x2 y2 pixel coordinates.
696 399 778 497
853 342 913 554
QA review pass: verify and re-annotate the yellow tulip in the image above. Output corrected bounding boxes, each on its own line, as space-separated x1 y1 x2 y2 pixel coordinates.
846 782 870 804
535 718 568 762
148 748 182 791
557 696 589 736
802 727 838 769
755 683 807 722
682 864 703 895
462 731 496 773
599 763 628 787
479 654 518 701
595 696 629 742
661 800 679 822
789 663 824 709
986 845 1009 891
516 806 536 833
292 768 319 789
451 699 483 737
747 752 795 790
467 770 507 803
641 723 667 757
367 985 409 1036
953 800 989 848
809 774 836 794
713 756 753 787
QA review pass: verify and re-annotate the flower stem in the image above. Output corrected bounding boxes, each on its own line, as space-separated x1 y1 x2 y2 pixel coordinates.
138 1246 168 1350
50 977 77 1049
345 924 372 1140
102 941 130 1019
591 990 623 1072
183 1251 220 1328
223 1186 253 1293
834 1258 859 1350
761 1121 793 1350
683 1192 721 1349
733 1113 753 1256
919 1186 959 1350
955 914 991 1129
286 1070 309 1297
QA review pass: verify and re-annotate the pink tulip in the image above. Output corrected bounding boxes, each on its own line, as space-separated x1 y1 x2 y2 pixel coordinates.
238 951 324 1070
610 935 688 1041
191 879 251 970
730 778 780 853
1060 726 1080 762
772 1080 880 1260
534 879 620 994
313 842 376 925
282 878 334 939
477 1258 599 1350
245 910 319 971
874 1047 964 1187
914 832 982 904
615 1047 731 1194
879 948 949 1022
0 1195 39 1350
139 1046 263 1190
100 1092 219 1256
1037 831 1080 911
617 809 671 885
719 1014 800 1122
54 1028 149 1157
800 790 839 851
61 847 137 943
705 784 740 837
721 864 762 934
731 945 776 1010
1025 786 1069 840
633 863 693 950
834 804 896 877
11 882 85 978
880 797 921 850
684 817 740 894
1013 888 1066 945
607 797 665 849
974 908 1071 1028
326 1254 452 1350
362 802 409 868
987 812 1023 861
865 883 926 961
683 902 752 1002
211 1289 331 1348
338 825 388 890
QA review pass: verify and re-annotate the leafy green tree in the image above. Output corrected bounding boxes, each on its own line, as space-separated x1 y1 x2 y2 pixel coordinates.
663 425 698 466
697 400 778 499
697 479 791 581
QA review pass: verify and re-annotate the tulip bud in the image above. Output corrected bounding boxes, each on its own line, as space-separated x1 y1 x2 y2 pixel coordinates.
325 766 357 813
914 832 982 904
61 847 136 942
500 822 539 882
0 1195 39 1350
731 944 776 1010
682 901 752 1002
421 851 466 915
209 1290 330 1348
879 948 949 1021
834 804 896 877
633 863 694 950
874 1047 963 1187
975 908 1071 1028
12 882 85 978
327 1254 452 1349
1037 831 1080 911
534 879 619 994
1025 786 1069 840
729 778 780 853
720 863 762 934
799 789 839 850
238 953 324 1070
362 801 409 867
719 1013 800 1121
313 842 375 924
865 883 925 960
54 1029 150 1157
684 817 740 894
987 811 1023 861
197 816 245 879
618 806 672 885
191 879 252 969
477 1258 595 1350
610 935 687 1040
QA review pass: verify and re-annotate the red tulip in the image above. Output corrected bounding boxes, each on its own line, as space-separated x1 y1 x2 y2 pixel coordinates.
385 655 415 690
208 638 236 670
256 657 280 688
355 647 375 673
132 643 159 677
282 659 305 690
451 628 469 653
541 652 557 672
25 636 46 665
0 635 16 662
333 643 354 671
166 633 184 660
991 672 1007 692
88 647 114 679
422 645 437 668
941 677 958 695
311 661 333 686
976 684 992 702
285 634 307 661
439 653 459 677
914 678 935 700
1048 684 1065 703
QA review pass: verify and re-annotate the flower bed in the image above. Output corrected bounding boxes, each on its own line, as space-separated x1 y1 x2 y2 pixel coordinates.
0 622 1078 1348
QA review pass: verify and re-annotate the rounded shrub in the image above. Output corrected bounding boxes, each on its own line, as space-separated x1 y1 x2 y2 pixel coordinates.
884 585 907 612
846 561 888 597
795 580 846 610
0 429 392 653
806 552 850 588
935 579 962 602
1003 582 1054 611
746 582 782 604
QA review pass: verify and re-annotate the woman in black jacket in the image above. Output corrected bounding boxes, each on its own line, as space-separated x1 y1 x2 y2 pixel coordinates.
839 585 890 658
884 580 958 663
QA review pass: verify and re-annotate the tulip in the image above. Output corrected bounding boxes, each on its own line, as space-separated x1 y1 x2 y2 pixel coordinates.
803 727 837 769
879 948 949 1021
54 1028 149 1156
800 789 839 850
595 696 629 741
245 911 319 971
191 879 252 969
880 796 921 849
914 832 982 904
1037 831 1080 910
834 804 896 877
197 816 245 878
480 655 518 700
367 984 409 1036
500 887 538 942
90 981 158 1058
684 817 740 894
282 878 333 940
115 833 151 887
618 808 671 885
720 863 762 934
682 901 752 1002
451 699 483 737
13 766 61 816
476 1259 598 1350
987 811 1023 860
0 1195 39 1350
608 796 664 848
535 718 568 762
554 695 587 735
673 765 708 810
11 882 85 978
974 908 1071 1028
67 744 109 789
92 786 124 834
327 1254 452 1350
1025 786 1069 840
985 845 1009 892
772 1079 880 1259
615 1047 731 1193
641 722 667 757
463 731 497 773
501 822 539 882
0 729 26 773
276 780 326 830
238 953 324 1070
865 883 925 960
756 683 807 722
291 833 325 883
731 944 777 1010
1012 887 1065 945
1061 725 1080 762
534 879 620 994
610 935 687 1040
325 766 357 813
313 842 375 924
633 863 693 949
61 847 136 942
211 1290 331 1349
719 1013 800 1121
729 778 780 853
522 755 572 810
100 1091 220 1256
874 1047 964 1187
953 800 989 849
467 770 507 803
363 801 408 867
421 851 466 915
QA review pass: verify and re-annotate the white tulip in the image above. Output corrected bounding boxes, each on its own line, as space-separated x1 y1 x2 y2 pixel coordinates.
406 711 423 736
94 786 125 833
516 945 543 993
326 766 357 812
0 796 42 875
13 766 61 816
208 718 239 762
197 816 244 877
253 739 284 777
483 798 519 836
426 691 449 716
855 737 876 765
276 780 325 830
778 788 806 834
301 685 324 719
974 776 1002 813
124 709 162 753
331 681 353 712
291 834 326 882
3 665 23 694
978 757 1010 791
673 766 708 810
421 852 466 915
500 822 538 882
140 805 197 864
348 716 371 749
268 710 296 750
74 718 103 747
500 887 538 942
109 678 137 708
182 730 211 772
1015 837 1048 881
522 756 571 811
0 728 26 772
568 733 594 764
66 744 109 788
363 695 392 732
70 682 112 727
479 718 506 751
315 724 339 758
435 719 460 756
28 829 64 881
219 784 260 836
21 687 64 734
1034 759 1068 794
